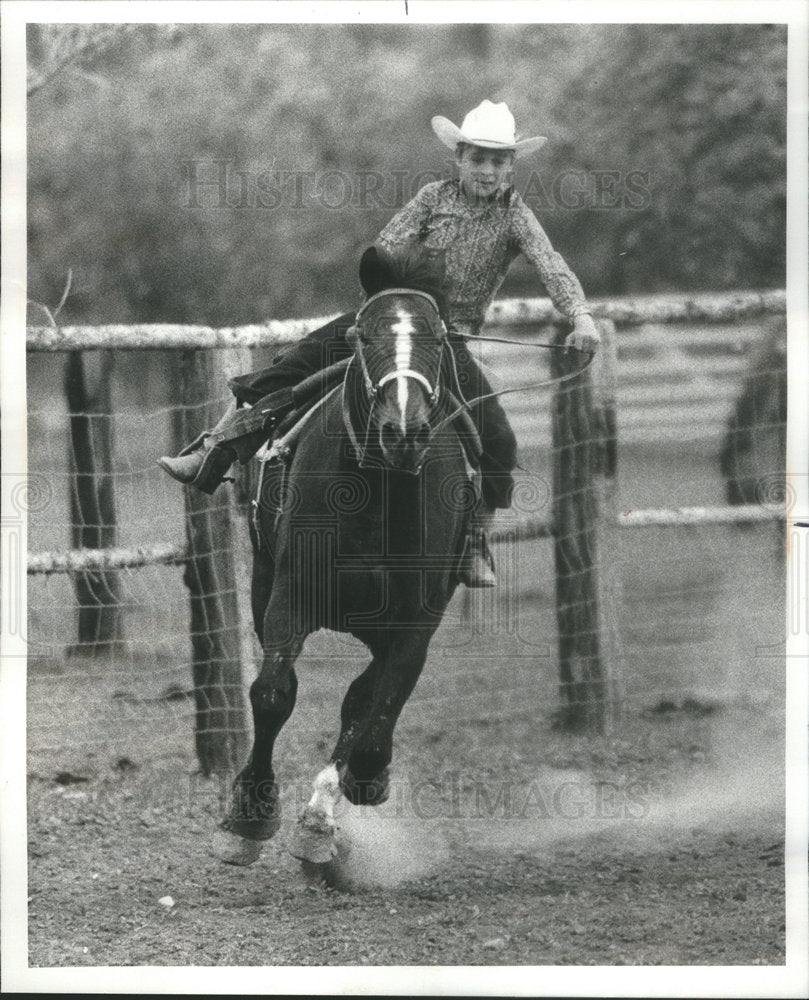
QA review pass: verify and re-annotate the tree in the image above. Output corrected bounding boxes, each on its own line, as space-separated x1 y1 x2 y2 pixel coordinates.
27 23 787 324
555 24 787 293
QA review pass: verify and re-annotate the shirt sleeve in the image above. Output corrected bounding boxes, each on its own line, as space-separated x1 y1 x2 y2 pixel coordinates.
376 183 435 250
509 193 591 319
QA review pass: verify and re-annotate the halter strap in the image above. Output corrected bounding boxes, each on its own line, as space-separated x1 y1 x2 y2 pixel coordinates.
376 368 438 401
342 358 375 467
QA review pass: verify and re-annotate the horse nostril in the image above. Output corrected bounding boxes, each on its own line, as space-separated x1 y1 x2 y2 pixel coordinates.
414 422 431 449
380 421 402 450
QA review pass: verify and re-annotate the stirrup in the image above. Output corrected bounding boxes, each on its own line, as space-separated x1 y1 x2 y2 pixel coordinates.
458 530 497 589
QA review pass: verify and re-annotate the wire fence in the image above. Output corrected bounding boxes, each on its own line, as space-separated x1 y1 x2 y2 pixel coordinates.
26 293 787 772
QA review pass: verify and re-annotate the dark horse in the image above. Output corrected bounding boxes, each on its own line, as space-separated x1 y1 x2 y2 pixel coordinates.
214 246 477 867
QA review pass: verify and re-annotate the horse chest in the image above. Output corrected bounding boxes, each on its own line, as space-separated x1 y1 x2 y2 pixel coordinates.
346 472 429 555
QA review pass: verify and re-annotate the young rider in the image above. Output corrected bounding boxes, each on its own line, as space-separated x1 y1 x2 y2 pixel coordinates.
159 100 601 587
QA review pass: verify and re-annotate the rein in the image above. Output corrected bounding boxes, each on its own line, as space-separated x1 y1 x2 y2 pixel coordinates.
346 288 596 461
452 330 578 351
428 333 595 439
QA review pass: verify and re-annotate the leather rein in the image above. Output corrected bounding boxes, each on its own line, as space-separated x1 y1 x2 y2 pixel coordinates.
431 330 594 436
343 288 594 458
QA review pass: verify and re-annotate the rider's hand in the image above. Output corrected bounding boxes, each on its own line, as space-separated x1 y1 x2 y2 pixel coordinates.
565 314 601 353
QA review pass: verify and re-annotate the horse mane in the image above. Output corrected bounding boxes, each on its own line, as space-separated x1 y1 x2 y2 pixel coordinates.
359 244 449 322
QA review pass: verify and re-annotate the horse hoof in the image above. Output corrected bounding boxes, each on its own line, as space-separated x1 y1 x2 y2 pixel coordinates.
224 815 282 842
299 829 352 888
341 766 390 806
212 828 264 866
289 818 338 864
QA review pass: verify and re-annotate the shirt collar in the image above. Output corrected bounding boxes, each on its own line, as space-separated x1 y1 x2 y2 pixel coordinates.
456 178 513 209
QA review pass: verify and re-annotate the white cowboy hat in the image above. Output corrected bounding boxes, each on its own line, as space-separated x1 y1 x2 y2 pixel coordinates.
431 100 547 158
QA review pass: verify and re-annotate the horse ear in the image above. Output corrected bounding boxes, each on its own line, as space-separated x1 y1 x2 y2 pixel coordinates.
359 245 394 296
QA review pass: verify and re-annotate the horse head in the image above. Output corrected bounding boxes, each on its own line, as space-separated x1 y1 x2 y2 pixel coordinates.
347 245 450 474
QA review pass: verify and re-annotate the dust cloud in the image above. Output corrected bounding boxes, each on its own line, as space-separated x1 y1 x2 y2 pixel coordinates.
327 807 453 890
322 708 784 889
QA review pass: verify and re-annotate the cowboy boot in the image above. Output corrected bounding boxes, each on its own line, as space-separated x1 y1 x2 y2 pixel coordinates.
458 504 497 588
158 403 239 495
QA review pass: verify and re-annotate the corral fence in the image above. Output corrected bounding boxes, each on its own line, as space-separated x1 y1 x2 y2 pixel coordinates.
26 290 787 773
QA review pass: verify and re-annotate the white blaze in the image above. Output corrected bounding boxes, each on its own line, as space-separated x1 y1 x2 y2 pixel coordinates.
392 310 413 436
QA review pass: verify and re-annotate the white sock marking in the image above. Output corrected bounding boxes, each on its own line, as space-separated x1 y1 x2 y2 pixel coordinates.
307 762 341 821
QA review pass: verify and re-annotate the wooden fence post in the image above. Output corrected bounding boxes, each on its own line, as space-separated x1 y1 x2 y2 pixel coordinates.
174 349 250 776
214 347 262 677
64 350 123 653
550 318 621 732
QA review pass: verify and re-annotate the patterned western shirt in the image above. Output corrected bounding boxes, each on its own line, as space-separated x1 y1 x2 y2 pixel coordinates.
376 178 591 334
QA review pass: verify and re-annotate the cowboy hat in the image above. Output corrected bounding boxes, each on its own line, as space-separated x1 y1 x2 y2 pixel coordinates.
431 100 547 158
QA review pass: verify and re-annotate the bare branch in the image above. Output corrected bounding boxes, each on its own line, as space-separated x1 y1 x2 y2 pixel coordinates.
27 24 144 97
27 269 73 327
53 269 73 318
26 301 56 327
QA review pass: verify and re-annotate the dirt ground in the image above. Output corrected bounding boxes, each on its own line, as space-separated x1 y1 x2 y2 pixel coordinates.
26 692 785 968
23 402 788 970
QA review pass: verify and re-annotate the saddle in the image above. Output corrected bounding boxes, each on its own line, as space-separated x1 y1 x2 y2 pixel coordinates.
250 357 483 470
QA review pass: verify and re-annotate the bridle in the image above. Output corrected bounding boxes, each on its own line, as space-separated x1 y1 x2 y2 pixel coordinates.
347 288 447 405
342 286 595 464
342 288 447 468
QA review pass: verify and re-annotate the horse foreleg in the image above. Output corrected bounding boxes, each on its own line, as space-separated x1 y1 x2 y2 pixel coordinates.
330 657 389 805
288 655 385 864
250 545 275 640
337 635 430 807
215 628 303 865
